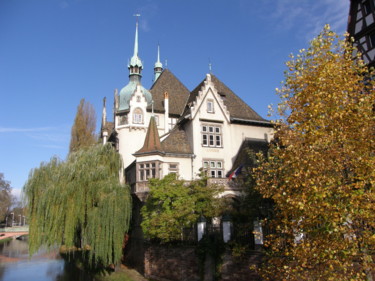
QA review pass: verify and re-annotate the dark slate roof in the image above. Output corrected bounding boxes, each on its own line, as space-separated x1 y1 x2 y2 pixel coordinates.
185 74 269 122
161 126 192 155
134 117 162 155
149 69 190 116
101 121 114 133
227 138 269 176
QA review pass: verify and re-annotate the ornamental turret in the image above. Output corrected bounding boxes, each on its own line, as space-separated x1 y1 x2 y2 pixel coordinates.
128 16 143 79
153 45 163 82
118 17 152 111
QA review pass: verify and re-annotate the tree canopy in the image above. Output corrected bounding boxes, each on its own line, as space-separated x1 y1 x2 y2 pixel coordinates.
141 173 223 242
0 173 14 223
69 98 97 153
24 144 132 266
255 25 375 280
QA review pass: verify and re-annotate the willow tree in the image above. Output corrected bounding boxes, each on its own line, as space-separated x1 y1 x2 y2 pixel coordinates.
255 25 375 280
69 98 97 153
24 144 131 266
0 173 14 222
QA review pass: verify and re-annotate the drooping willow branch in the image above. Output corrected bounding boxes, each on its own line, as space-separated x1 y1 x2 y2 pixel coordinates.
24 144 131 266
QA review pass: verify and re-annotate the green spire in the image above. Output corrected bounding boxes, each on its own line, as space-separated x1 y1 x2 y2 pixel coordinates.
153 44 163 82
129 15 143 76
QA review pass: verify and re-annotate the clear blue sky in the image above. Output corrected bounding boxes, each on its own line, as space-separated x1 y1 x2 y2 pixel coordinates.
0 0 350 198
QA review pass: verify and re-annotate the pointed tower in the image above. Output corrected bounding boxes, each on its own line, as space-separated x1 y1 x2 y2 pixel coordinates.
129 17 143 78
153 45 163 82
118 18 152 111
135 116 162 154
116 17 154 170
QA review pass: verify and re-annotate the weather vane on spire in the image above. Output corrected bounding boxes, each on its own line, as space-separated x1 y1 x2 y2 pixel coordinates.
134 13 141 24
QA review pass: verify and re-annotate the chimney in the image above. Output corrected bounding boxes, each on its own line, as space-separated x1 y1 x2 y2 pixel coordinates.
164 92 169 134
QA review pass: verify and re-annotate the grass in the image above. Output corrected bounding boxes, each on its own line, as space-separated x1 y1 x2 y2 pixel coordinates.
0 237 12 244
95 265 148 281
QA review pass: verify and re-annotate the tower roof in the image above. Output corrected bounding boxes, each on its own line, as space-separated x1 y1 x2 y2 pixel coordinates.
118 17 152 111
135 116 162 154
154 45 163 69
129 19 143 69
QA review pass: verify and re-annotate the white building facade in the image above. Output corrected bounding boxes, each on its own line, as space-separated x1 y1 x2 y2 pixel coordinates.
101 21 274 201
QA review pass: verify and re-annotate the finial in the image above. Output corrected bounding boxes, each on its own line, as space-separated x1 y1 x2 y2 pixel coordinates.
153 44 163 82
157 44 161 63
151 100 154 116
165 59 168 68
208 58 212 74
133 14 141 57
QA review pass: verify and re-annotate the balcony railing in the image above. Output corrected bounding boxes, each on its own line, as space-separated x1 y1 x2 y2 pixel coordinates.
207 177 243 191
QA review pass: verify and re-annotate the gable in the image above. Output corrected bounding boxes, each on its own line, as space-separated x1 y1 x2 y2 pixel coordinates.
188 77 231 123
184 74 269 123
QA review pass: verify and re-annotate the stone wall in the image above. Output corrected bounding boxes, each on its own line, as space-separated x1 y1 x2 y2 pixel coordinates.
140 244 263 281
218 250 262 281
144 244 200 281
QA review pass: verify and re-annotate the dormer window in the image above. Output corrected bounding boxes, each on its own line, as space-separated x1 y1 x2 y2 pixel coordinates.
133 107 143 124
207 99 214 113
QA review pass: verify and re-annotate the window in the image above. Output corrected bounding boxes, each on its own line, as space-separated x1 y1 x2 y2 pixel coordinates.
202 125 222 147
369 32 375 48
207 99 214 113
119 115 128 125
168 118 177 131
155 115 159 126
139 162 157 181
136 96 141 102
203 160 224 178
363 0 373 15
168 163 179 175
133 108 143 124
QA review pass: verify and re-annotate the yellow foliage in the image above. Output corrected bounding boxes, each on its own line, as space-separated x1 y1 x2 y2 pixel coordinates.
255 25 375 280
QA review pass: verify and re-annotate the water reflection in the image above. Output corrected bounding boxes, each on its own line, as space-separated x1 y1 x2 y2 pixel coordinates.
0 238 94 281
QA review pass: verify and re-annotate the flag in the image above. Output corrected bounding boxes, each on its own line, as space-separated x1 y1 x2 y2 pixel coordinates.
229 164 243 180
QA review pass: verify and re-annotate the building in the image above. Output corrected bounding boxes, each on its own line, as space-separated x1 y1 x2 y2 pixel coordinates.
101 20 274 202
348 0 375 67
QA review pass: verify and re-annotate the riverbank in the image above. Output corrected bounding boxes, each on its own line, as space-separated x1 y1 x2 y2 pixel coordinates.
96 265 148 281
0 237 12 243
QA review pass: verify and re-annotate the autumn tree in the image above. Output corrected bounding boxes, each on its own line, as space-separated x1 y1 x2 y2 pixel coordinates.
0 173 14 223
141 173 224 242
255 25 375 280
69 98 97 153
24 144 132 266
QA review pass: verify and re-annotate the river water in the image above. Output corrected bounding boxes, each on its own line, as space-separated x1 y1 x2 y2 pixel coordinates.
0 237 94 281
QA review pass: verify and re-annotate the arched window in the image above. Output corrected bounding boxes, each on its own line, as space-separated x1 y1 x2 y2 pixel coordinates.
133 108 143 124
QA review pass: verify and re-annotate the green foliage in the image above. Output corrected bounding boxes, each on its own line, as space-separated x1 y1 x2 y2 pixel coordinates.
24 144 132 266
0 173 14 222
255 25 375 280
69 98 97 153
141 173 223 242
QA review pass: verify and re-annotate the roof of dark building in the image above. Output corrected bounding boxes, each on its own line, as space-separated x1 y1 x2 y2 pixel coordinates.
227 138 269 176
161 126 193 155
101 121 114 133
185 74 269 122
149 69 190 116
